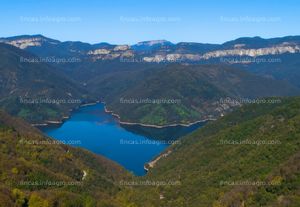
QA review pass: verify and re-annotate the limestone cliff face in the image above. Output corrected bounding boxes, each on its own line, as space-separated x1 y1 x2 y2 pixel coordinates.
85 42 300 63
201 43 300 59
87 46 134 61
87 49 111 55
2 38 43 49
1 35 299 62
142 43 300 62
0 37 59 49
113 45 130 51
143 54 202 62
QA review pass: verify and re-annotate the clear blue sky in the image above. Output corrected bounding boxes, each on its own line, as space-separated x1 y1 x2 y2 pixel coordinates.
0 0 299 44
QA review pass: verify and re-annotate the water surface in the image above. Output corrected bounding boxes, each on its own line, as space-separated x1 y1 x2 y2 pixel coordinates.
42 103 205 175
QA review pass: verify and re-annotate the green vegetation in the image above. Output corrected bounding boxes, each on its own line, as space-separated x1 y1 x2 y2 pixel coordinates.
93 64 299 125
1 42 299 126
0 43 94 124
1 97 300 206
0 110 131 206
117 97 300 206
1 40 300 206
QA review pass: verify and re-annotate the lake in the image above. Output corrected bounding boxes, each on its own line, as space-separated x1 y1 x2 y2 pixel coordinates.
41 103 205 175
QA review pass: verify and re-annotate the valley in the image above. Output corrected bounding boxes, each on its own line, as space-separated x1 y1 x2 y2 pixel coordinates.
0 34 300 207
1 97 299 206
1 0 300 206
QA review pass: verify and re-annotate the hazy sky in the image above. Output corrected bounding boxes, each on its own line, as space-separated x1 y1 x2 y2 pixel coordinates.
1 0 299 44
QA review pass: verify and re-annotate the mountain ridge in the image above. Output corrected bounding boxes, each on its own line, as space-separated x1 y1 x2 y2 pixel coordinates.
2 34 300 46
2 35 300 126
88 63 300 125
0 43 94 124
0 110 131 206
118 97 300 206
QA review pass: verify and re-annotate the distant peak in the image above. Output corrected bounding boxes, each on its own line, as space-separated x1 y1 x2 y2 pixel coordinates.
0 34 60 49
135 40 173 46
3 34 60 42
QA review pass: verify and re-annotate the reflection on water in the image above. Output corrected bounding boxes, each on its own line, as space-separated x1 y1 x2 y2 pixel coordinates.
121 121 206 141
41 103 205 176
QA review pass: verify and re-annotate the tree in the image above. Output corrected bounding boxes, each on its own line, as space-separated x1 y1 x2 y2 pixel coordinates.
28 193 49 207
12 188 26 207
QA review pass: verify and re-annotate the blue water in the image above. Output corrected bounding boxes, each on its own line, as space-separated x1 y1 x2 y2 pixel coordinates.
41 103 205 176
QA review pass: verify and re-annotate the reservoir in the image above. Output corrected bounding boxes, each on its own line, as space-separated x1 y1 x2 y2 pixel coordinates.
41 103 205 175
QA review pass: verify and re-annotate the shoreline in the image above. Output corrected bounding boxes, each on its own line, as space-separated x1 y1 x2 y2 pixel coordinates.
119 119 214 128
31 101 99 127
34 100 215 173
103 103 215 128
32 100 216 129
144 150 172 172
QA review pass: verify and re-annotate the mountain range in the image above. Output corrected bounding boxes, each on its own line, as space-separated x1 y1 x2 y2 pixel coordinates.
1 35 300 63
2 34 300 89
0 34 300 206
1 35 300 125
